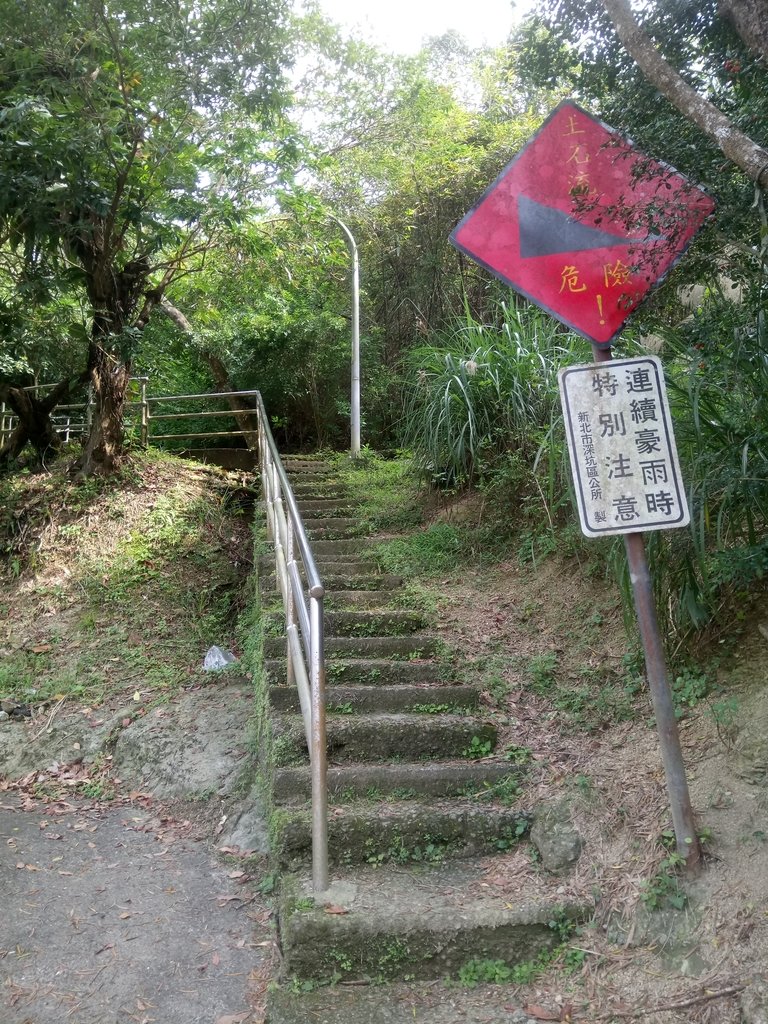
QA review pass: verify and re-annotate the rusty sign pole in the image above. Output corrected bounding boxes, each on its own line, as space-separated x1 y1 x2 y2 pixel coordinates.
591 342 700 870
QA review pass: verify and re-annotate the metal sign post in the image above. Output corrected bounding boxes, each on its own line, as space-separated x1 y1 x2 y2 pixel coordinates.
590 344 700 868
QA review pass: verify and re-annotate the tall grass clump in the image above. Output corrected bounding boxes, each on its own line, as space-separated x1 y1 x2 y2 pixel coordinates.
400 302 588 494
638 293 768 639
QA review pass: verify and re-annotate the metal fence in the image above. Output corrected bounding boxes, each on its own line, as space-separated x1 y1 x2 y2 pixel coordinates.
0 379 262 449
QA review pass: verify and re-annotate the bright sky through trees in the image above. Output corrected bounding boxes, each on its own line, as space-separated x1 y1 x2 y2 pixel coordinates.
313 0 532 53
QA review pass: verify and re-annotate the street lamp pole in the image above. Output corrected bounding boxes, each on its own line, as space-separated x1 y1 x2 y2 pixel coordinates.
330 216 360 459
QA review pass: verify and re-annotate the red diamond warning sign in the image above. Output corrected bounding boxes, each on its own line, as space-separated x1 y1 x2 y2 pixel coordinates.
450 101 715 347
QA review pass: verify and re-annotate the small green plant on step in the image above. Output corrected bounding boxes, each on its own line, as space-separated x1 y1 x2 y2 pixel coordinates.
328 701 354 715
462 735 492 759
504 743 532 765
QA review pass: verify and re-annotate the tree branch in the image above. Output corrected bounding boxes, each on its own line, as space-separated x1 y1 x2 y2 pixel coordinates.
600 0 768 186
718 0 768 62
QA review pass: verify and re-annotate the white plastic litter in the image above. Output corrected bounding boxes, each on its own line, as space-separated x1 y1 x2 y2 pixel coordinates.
203 645 237 671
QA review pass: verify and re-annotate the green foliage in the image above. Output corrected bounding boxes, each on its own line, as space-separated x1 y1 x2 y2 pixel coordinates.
640 854 689 911
458 947 556 987
401 302 586 491
710 694 739 748
0 0 293 465
671 667 710 718
376 523 463 577
462 735 493 760
525 652 559 693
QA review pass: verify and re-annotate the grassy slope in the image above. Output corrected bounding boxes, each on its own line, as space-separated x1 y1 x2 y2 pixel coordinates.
0 449 252 710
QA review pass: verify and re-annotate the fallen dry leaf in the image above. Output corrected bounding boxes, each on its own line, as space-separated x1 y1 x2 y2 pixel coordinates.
521 1006 561 1021
323 904 349 915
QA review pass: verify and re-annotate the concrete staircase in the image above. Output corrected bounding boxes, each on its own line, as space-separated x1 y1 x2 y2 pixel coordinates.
257 456 586 1003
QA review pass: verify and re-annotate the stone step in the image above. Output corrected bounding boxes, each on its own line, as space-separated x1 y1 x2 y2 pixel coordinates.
262 573 399 598
272 712 496 765
269 683 481 715
282 458 334 468
296 499 356 517
264 635 439 659
272 800 529 870
324 590 396 609
262 609 425 639
326 609 426 637
264 658 443 687
311 538 376 559
305 518 364 540
276 861 588 983
319 569 399 587
273 760 521 804
289 485 348 499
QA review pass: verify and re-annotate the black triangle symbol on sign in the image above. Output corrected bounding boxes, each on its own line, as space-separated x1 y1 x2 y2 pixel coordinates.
518 194 653 258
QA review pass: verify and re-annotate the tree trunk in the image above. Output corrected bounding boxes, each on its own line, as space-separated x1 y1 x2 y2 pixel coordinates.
600 0 768 187
0 377 82 469
76 347 131 477
158 298 260 449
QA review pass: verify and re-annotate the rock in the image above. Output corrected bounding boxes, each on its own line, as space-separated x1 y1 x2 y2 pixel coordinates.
219 792 270 855
741 980 768 1024
112 686 254 799
734 703 768 784
530 799 583 872
0 710 9 723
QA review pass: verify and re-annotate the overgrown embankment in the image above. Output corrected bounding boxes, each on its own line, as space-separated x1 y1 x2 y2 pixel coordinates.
0 449 252 709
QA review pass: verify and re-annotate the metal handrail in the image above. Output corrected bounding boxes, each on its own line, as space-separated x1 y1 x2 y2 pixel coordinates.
254 391 328 893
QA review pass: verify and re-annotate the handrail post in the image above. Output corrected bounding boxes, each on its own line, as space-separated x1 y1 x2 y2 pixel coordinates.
286 524 297 691
309 593 328 892
140 378 149 446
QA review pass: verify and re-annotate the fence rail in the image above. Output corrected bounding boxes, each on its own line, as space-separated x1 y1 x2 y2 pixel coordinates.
0 379 264 449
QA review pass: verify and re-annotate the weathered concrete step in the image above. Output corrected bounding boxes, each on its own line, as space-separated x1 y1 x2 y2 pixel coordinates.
286 477 343 491
289 483 347 497
319 569 399 587
326 609 426 636
263 609 424 639
312 538 375 558
268 979 564 1024
273 760 521 804
296 499 355 517
273 801 528 869
260 573 397 598
282 458 336 469
264 635 438 659
264 658 442 686
273 712 495 764
324 590 397 608
304 518 362 539
269 683 481 714
275 861 589 983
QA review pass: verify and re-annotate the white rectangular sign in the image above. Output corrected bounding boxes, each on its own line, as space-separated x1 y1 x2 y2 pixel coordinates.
558 356 690 537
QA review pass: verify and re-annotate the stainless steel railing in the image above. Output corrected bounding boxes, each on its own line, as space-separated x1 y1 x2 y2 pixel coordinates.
255 393 328 892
